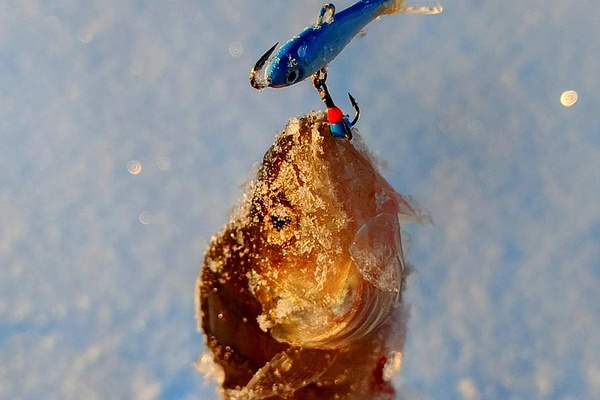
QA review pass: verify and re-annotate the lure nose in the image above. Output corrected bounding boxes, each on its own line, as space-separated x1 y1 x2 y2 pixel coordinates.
249 42 278 90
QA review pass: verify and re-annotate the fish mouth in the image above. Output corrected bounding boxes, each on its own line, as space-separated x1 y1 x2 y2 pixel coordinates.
249 42 278 90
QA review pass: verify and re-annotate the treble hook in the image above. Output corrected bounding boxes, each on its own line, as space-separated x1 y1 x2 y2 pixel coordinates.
312 70 359 140
249 42 279 90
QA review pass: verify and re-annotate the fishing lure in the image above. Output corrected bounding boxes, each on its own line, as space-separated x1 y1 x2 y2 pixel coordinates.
312 70 359 140
249 0 442 90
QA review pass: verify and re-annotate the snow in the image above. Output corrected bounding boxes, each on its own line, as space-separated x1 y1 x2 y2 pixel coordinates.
1 0 598 399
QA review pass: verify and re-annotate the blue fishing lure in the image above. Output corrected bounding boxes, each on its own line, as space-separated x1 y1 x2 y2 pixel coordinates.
249 0 442 90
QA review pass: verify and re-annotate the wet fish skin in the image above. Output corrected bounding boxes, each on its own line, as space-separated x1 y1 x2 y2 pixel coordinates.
197 112 424 399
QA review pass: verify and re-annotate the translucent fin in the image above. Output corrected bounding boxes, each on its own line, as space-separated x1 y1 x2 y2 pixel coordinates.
393 193 433 224
380 0 443 16
350 213 404 292
242 347 339 398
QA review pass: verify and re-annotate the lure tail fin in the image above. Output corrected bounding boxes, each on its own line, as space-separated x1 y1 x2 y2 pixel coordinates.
379 0 443 16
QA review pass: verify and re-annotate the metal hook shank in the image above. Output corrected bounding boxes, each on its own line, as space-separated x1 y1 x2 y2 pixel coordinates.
347 93 359 126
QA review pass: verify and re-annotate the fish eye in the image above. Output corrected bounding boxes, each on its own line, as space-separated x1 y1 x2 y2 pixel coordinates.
286 68 300 84
270 215 292 231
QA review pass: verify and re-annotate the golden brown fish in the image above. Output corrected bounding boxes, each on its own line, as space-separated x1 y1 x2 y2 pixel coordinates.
196 112 427 399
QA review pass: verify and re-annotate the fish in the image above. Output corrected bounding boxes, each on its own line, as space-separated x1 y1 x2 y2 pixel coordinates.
196 112 429 399
249 0 442 90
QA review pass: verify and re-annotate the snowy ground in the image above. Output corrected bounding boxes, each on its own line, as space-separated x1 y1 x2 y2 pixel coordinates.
1 1 599 399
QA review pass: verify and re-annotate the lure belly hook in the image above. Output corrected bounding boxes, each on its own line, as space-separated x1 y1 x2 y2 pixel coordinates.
312 70 359 140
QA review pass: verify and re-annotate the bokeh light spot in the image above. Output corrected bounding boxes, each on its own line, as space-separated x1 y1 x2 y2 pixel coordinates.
229 42 243 57
77 28 94 43
156 157 171 171
129 60 145 76
127 160 142 175
132 319 146 333
139 211 152 225
560 90 578 107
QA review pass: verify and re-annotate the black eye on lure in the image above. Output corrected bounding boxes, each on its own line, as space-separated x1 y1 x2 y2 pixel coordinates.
311 70 359 140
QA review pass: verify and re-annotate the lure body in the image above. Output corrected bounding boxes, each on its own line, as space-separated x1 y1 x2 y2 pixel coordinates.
250 0 442 90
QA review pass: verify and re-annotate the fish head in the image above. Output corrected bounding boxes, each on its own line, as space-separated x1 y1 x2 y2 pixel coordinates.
250 42 308 89
264 52 307 88
243 114 422 347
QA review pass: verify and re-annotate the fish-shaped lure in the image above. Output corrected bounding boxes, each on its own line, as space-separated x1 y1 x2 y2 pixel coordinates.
249 0 442 90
